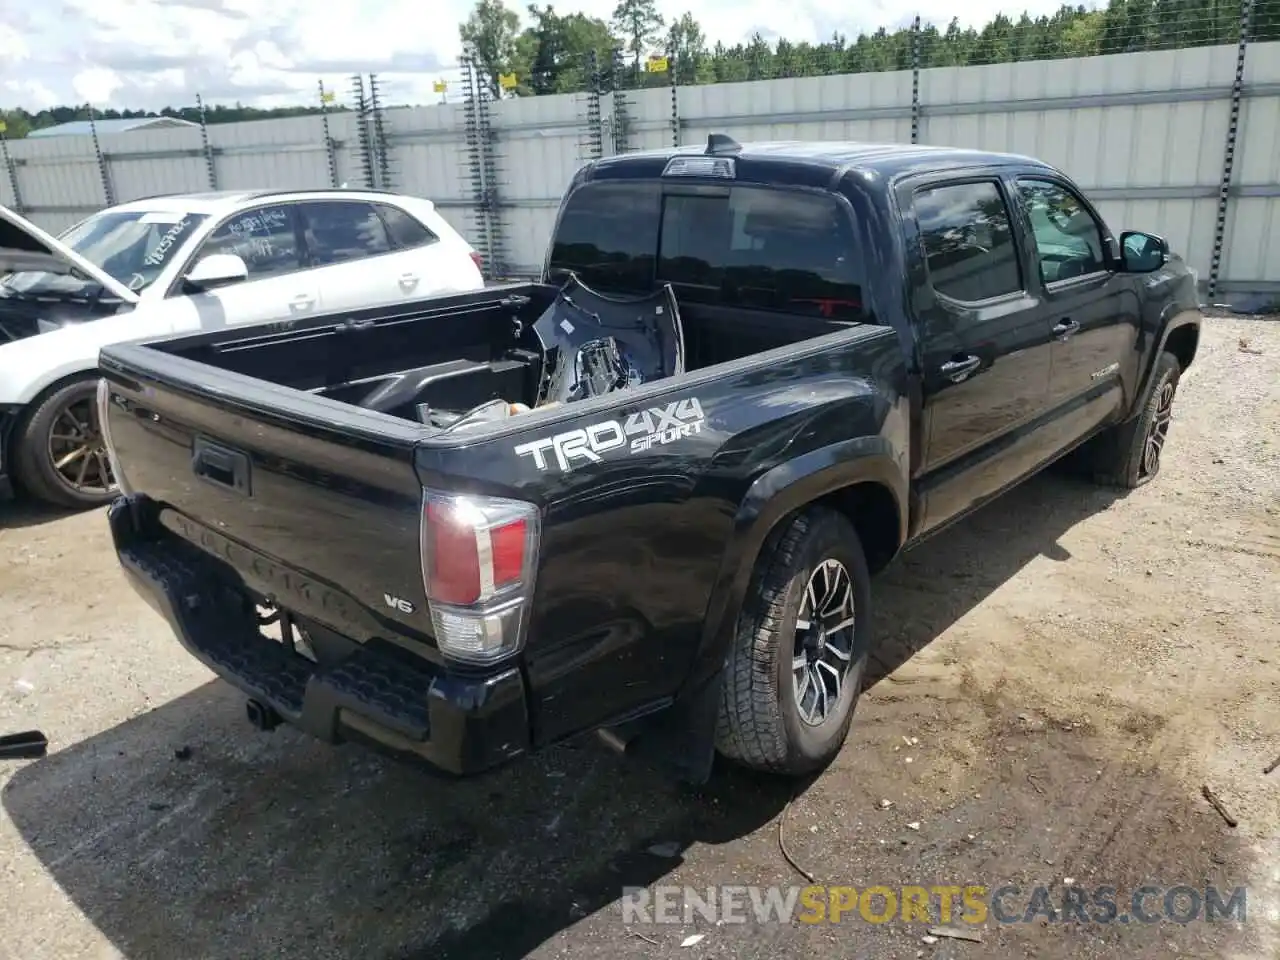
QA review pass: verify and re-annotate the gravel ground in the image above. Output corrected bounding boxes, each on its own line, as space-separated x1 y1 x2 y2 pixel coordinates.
1 318 1277 960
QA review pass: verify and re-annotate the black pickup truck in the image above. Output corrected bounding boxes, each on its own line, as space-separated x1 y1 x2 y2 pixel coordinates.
97 136 1201 782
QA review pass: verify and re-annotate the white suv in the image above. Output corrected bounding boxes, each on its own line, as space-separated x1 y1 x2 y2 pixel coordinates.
0 189 484 508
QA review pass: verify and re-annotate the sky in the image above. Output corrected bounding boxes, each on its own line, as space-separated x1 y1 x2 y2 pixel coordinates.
1 0 1074 113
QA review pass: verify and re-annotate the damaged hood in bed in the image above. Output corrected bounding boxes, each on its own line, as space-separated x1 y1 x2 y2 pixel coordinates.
532 275 684 406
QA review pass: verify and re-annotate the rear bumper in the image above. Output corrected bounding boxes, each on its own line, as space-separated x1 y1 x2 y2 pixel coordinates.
108 494 531 776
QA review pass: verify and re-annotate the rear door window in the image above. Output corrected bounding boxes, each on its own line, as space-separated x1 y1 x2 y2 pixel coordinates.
547 181 865 319
913 180 1022 303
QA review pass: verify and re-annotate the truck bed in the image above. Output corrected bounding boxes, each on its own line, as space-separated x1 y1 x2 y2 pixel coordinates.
140 282 859 428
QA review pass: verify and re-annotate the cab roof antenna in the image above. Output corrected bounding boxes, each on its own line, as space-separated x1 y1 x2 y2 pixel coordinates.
705 133 741 156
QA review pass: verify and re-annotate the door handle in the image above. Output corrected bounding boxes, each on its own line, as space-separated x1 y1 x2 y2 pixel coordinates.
289 293 316 311
1053 318 1080 338
398 272 420 288
940 355 982 382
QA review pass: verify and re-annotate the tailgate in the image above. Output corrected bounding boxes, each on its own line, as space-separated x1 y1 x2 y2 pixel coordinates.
99 344 433 648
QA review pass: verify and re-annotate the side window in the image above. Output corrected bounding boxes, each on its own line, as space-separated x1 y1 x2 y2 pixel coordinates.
197 205 302 280
377 204 438 249
1016 179 1107 283
914 181 1022 303
658 186 865 319
297 201 392 266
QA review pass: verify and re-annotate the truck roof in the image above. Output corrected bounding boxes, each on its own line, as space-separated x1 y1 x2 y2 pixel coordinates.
589 136 1056 183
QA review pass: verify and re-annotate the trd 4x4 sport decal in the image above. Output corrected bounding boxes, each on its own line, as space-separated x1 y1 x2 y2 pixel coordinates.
514 397 706 473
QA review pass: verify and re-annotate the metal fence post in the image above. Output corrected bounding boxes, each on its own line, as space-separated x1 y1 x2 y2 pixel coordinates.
368 73 394 190
911 15 922 145
580 50 605 163
87 106 115 207
0 131 23 214
611 46 633 154
669 48 680 148
318 81 340 187
351 73 376 189
1207 0 1254 301
195 93 218 190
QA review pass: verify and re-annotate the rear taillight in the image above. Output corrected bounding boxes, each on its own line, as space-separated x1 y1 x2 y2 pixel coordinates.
420 489 540 664
96 377 131 495
469 250 484 275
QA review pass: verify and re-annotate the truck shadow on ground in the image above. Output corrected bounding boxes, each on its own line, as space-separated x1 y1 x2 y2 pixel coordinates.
6 471 1228 960
0 499 82 530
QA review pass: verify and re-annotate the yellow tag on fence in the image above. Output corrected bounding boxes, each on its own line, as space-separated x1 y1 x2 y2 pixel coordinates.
432 80 448 93
645 55 669 73
498 72 518 90
319 91 336 104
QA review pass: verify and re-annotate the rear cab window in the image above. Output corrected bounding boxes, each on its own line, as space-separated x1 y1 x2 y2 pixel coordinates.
547 179 866 321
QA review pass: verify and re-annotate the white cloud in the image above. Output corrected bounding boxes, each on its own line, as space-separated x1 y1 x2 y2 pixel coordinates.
72 68 124 105
2 0 1075 111
0 24 30 65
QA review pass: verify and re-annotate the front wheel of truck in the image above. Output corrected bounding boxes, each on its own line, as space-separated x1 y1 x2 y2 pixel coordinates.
715 506 872 776
1083 351 1182 489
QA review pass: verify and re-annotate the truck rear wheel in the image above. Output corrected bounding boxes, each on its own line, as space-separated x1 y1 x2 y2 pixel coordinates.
14 376 117 510
1085 351 1182 489
715 506 871 776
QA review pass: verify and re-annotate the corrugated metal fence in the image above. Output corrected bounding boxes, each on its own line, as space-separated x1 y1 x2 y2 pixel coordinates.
2 42 1278 306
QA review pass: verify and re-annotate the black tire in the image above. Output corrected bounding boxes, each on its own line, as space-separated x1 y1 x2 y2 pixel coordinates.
1084 352 1182 489
13 375 116 510
715 506 872 776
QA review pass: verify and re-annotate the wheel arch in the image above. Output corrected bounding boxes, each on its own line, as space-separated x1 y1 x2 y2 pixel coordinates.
1131 313 1199 419
1163 322 1199 372
687 436 908 696
9 366 103 443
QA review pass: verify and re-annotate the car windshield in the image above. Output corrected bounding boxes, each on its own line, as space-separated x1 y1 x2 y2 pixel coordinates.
1 209 208 299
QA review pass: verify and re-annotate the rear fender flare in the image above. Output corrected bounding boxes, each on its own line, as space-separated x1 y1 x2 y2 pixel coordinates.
687 436 907 693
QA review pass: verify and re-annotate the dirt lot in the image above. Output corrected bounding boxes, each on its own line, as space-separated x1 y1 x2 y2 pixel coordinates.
1 318 1277 960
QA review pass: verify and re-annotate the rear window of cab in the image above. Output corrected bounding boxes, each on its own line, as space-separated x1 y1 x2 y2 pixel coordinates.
547 181 866 321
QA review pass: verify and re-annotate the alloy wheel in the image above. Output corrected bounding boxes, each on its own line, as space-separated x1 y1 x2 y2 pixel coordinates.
1141 381 1176 478
46 397 115 497
791 558 857 726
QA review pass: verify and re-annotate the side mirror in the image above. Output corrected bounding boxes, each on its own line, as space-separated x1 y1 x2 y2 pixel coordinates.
1119 231 1169 274
183 253 248 292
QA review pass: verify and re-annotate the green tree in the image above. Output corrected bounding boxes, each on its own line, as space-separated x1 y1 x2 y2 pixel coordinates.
461 0 521 98
515 5 616 95
666 12 712 84
612 0 665 72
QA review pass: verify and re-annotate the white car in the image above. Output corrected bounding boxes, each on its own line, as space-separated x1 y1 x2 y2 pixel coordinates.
0 189 485 508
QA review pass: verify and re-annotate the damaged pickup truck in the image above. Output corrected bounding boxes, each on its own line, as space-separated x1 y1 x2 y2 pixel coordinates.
98 137 1202 782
